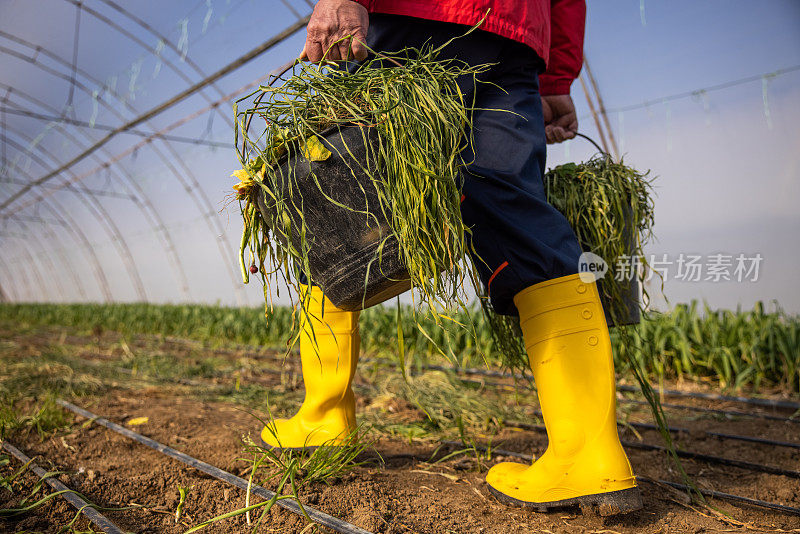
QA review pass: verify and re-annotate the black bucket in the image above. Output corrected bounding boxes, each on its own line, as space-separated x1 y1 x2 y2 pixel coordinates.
604 206 641 326
257 125 411 311
258 125 641 325
595 264 641 327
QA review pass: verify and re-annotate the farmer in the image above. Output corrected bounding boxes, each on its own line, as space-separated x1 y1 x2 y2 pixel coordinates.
261 0 642 515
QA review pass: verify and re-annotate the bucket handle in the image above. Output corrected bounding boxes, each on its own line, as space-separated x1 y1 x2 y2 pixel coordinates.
574 132 611 159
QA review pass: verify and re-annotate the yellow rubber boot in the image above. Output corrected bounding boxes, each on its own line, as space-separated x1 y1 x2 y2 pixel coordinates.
486 274 642 516
260 285 360 449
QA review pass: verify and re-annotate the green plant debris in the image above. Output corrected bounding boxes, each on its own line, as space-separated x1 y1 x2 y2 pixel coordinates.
175 485 190 524
232 41 488 355
184 421 371 533
0 351 103 440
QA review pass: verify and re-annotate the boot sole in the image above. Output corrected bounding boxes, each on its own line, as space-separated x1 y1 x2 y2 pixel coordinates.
487 484 643 517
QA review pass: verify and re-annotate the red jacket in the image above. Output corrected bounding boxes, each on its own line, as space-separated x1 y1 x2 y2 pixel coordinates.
353 0 585 95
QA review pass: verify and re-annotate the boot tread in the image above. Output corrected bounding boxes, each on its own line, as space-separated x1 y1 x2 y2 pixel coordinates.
487 484 643 517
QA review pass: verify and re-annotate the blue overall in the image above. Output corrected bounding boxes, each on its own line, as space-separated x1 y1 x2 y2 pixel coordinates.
367 14 582 316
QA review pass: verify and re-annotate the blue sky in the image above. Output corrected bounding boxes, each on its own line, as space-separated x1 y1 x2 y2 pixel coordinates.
0 0 798 312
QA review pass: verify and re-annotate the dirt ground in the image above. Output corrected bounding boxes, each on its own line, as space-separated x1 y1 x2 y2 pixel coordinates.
1 325 799 533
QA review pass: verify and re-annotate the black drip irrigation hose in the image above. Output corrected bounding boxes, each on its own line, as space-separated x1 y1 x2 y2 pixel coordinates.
419 363 800 412
638 477 800 517
111 359 800 451
56 400 376 534
616 384 800 411
145 334 800 413
505 420 800 479
507 401 800 451
95 353 800 446
72 345 800 453
622 421 800 451
438 441 800 517
146 333 799 410
620 397 800 424
1 442 125 534
453 375 800 424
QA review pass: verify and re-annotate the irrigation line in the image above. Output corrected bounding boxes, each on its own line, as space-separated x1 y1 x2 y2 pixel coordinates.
439 374 800 424
1 442 126 533
438 441 800 517
626 441 800 479
421 366 800 424
618 385 800 411
622 398 800 424
109 359 798 453
505 421 800 479
418 363 800 411
0 16 309 210
621 421 800 451
377 364 800 436
120 334 800 423
74 342 800 453
56 400 376 534
191 339 800 415
56 331 800 448
637 477 800 518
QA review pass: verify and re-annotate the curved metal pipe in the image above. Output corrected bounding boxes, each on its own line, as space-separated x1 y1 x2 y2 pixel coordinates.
0 34 256 301
0 191 113 302
2 132 146 300
0 232 48 301
0 253 22 301
7 214 88 300
2 100 191 299
5 216 70 301
42 196 113 302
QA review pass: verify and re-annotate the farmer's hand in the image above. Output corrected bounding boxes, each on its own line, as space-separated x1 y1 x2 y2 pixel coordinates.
542 95 578 144
302 0 369 63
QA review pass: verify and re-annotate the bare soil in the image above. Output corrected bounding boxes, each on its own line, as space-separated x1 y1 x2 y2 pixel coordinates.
2 325 799 533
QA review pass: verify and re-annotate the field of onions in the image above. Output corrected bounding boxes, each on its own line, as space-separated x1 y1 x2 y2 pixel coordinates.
2 300 799 533
2 299 798 394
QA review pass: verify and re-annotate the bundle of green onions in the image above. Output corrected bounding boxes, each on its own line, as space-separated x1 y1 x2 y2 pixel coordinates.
484 155 656 372
545 157 656 320
232 41 487 342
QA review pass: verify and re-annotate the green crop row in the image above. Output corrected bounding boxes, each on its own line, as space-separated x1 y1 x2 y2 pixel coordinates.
1 300 797 394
